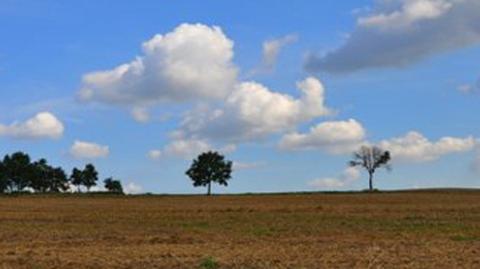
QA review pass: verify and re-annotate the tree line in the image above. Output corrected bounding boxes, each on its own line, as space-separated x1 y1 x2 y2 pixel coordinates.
0 145 391 195
0 152 123 194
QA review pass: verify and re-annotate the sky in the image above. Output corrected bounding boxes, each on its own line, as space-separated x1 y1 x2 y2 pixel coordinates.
0 0 479 194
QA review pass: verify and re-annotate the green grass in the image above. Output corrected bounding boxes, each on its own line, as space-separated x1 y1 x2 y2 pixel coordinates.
199 256 219 269
450 235 479 242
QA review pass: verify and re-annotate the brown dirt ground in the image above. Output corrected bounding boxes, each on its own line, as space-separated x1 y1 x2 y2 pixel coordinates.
0 191 479 268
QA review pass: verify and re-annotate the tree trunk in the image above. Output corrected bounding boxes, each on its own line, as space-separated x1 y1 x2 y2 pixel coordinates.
207 181 211 196
369 172 373 192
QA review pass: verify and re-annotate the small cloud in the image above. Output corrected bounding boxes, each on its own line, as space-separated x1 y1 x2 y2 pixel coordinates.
249 34 298 76
220 144 237 154
457 77 479 94
147 149 162 160
458 84 474 94
279 119 366 154
124 182 143 194
308 177 346 189
70 140 110 159
233 161 266 171
131 107 150 123
150 139 236 160
351 6 371 15
157 139 211 160
0 112 64 140
308 167 361 190
89 185 107 192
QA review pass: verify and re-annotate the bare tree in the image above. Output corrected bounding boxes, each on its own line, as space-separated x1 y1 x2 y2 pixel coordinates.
349 146 391 192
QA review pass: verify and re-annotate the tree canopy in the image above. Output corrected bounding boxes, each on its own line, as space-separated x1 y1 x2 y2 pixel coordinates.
186 151 233 196
3 152 32 192
82 164 99 191
104 178 124 194
0 151 119 194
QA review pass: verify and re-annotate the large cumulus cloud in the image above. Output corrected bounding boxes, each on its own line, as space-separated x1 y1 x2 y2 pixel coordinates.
306 0 480 73
176 77 331 142
79 23 238 112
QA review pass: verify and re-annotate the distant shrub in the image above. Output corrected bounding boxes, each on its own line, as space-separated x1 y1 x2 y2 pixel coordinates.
199 256 219 269
104 178 124 194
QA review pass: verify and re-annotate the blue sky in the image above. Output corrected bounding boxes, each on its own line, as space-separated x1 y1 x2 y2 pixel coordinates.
0 0 479 194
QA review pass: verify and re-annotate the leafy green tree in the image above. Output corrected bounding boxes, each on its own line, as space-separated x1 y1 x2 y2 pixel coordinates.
31 158 51 192
186 151 233 196
30 159 69 193
104 178 124 194
349 146 391 192
0 161 9 193
82 164 98 192
48 167 69 192
3 152 32 192
70 168 84 192
69 164 98 192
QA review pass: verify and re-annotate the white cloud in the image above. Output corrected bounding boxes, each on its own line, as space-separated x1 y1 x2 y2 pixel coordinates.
131 107 150 123
358 0 453 29
233 161 266 171
178 77 331 142
124 182 143 194
151 139 236 160
280 118 476 163
279 119 366 154
309 178 346 189
90 185 107 192
0 112 64 139
308 167 361 189
458 77 480 94
458 84 474 94
78 23 238 107
378 131 476 162
250 34 298 75
221 144 237 154
147 149 162 160
76 23 333 153
306 0 480 73
161 139 211 160
70 140 110 159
